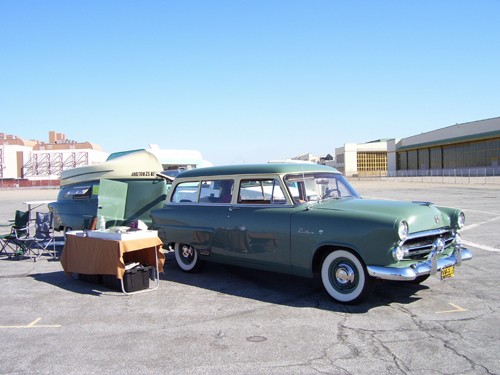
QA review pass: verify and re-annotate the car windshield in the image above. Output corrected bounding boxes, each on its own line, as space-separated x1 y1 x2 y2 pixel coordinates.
284 172 359 204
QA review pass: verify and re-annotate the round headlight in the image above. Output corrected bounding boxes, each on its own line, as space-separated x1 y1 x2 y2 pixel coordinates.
398 221 409 241
457 212 465 229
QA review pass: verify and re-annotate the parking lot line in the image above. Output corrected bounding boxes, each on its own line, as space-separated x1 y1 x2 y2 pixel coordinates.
462 215 500 232
0 318 61 329
462 240 500 253
436 303 467 314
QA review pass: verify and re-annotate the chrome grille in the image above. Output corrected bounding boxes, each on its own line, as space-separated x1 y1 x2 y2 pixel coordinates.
401 228 455 260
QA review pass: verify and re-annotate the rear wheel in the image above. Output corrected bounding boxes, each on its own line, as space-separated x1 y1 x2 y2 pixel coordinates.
321 250 374 304
174 243 204 273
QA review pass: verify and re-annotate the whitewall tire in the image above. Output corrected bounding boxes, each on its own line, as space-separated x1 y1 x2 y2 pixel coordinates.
321 250 374 304
174 243 204 273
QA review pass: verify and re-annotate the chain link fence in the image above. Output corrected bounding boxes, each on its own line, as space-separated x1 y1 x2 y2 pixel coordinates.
348 167 500 185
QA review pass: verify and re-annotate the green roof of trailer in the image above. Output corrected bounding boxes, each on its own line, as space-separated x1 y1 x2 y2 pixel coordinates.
177 163 339 178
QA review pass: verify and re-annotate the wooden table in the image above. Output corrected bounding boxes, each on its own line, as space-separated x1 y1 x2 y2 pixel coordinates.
60 232 165 294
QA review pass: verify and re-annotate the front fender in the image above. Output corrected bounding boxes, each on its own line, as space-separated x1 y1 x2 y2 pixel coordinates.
290 210 397 276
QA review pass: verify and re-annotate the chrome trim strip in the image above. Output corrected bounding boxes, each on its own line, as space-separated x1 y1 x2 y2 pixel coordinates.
367 248 472 281
401 229 456 258
405 228 451 241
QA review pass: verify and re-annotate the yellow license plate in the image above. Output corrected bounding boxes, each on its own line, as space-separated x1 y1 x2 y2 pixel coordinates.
441 265 455 280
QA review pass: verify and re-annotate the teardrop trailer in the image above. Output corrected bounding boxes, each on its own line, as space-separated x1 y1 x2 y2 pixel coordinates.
49 149 174 232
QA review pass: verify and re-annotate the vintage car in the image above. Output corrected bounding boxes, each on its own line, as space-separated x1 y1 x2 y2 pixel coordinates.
150 163 472 304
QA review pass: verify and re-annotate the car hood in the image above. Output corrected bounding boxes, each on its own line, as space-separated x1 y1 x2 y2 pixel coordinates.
312 198 454 233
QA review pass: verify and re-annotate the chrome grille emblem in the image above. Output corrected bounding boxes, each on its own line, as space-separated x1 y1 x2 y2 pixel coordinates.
434 238 445 253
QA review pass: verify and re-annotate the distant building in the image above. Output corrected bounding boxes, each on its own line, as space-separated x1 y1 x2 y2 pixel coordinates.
0 131 108 184
335 139 392 177
336 117 500 177
0 133 212 187
394 117 500 175
275 153 336 167
3 117 499 185
146 144 212 171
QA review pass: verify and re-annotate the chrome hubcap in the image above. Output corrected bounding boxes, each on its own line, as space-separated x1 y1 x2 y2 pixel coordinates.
335 263 355 286
181 245 193 258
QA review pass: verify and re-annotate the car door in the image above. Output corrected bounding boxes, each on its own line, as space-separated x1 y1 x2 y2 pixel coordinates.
223 178 292 271
163 179 234 255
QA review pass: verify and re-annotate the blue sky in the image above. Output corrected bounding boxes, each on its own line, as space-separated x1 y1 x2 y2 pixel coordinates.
1 1 499 165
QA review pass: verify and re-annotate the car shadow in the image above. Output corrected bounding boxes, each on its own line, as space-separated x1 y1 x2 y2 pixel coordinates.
160 253 429 313
29 253 429 312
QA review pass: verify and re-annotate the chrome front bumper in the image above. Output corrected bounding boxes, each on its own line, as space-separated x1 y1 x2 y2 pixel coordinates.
366 246 472 281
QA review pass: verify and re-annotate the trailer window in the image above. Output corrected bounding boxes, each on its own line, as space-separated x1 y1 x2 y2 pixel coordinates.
65 186 92 200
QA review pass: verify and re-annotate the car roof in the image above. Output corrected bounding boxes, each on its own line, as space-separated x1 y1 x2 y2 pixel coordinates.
176 163 340 178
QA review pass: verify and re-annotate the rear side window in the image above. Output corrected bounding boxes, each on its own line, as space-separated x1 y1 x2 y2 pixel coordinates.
171 181 200 203
238 179 286 204
172 180 235 204
199 180 234 203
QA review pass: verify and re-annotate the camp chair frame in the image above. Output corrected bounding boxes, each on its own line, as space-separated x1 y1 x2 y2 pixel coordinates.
0 210 31 258
19 212 57 261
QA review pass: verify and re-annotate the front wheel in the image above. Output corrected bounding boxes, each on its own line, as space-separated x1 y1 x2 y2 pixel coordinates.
174 243 204 273
321 250 374 304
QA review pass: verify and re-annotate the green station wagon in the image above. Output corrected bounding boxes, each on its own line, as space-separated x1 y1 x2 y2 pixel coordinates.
150 163 472 304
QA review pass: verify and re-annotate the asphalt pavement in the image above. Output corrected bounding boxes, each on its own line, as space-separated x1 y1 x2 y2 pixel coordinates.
0 181 498 374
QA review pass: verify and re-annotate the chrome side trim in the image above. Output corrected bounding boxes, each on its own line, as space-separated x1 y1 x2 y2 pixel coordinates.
367 247 472 281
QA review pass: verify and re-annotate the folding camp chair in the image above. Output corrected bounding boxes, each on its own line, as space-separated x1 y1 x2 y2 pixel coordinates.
20 212 57 261
0 210 30 258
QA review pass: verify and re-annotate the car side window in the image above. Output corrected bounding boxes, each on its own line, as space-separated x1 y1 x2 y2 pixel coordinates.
199 180 234 203
238 179 286 204
171 181 200 203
